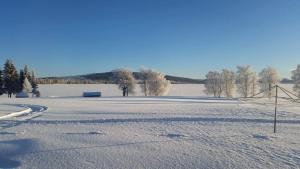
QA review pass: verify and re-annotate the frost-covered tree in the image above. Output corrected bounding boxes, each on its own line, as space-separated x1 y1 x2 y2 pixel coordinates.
22 77 32 93
3 59 19 98
221 69 235 97
205 71 223 97
291 64 300 97
112 69 136 96
24 65 32 83
259 67 279 98
140 68 150 96
236 65 255 98
250 71 258 96
145 69 170 96
19 69 25 92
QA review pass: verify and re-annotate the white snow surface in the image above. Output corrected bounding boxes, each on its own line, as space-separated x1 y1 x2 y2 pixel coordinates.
0 84 299 169
37 84 205 97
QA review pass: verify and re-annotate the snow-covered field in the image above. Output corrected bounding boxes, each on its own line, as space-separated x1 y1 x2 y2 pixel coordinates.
0 84 299 169
37 84 205 97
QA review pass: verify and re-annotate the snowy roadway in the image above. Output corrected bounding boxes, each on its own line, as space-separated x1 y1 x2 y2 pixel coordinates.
0 96 299 169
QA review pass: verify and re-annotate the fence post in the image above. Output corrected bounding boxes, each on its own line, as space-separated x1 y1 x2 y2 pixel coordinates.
274 85 278 133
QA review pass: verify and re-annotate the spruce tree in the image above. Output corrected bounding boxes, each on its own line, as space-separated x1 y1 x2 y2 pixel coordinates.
31 71 38 92
4 59 19 98
19 69 25 92
22 77 32 93
24 65 32 83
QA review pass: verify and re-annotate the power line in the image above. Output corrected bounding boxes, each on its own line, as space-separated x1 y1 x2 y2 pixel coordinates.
249 84 299 133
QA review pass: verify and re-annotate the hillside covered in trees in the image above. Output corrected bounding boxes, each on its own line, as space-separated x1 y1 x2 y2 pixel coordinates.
38 72 205 84
38 72 296 85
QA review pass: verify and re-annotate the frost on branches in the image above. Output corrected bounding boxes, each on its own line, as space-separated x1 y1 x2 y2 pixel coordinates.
112 69 136 96
205 71 223 98
292 64 300 97
22 77 32 93
221 69 235 98
140 68 170 96
236 65 257 98
259 67 279 98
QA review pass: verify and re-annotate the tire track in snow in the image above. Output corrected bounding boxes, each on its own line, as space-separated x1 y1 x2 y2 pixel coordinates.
0 104 48 121
15 104 48 120
0 104 48 130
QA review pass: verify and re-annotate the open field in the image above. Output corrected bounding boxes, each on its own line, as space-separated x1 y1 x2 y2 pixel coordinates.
36 84 206 97
0 84 299 169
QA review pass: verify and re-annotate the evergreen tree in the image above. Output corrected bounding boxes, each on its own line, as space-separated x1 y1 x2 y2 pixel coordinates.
22 77 32 93
0 69 4 95
31 71 39 93
19 69 25 92
3 59 19 98
24 65 32 83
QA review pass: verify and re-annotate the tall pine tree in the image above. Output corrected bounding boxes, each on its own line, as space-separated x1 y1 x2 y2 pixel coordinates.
31 71 38 92
22 77 32 93
24 65 32 83
4 59 19 98
19 69 25 92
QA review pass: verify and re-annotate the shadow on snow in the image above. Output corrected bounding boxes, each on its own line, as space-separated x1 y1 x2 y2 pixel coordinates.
1 116 299 131
0 139 38 168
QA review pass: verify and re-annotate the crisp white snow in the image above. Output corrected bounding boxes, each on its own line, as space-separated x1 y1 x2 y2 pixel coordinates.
35 84 206 97
0 84 299 169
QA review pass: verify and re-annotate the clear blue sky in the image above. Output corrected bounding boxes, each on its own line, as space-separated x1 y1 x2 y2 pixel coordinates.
0 0 299 78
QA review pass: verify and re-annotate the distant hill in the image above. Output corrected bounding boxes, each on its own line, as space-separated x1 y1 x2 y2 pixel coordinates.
38 72 205 84
280 78 294 84
38 72 293 84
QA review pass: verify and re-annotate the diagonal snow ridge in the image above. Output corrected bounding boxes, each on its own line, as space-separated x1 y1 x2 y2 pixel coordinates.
0 107 32 120
0 104 48 120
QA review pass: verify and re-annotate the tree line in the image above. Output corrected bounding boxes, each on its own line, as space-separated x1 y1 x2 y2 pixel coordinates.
205 65 300 98
37 78 98 84
1 59 299 98
0 59 40 98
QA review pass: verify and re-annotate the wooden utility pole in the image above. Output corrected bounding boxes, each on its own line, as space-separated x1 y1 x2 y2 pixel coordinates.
251 84 299 133
274 85 278 133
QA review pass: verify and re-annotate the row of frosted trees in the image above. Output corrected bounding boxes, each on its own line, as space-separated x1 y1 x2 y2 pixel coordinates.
0 59 39 98
205 65 283 98
112 68 171 96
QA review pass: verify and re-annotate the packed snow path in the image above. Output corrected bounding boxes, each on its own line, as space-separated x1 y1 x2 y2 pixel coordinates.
0 96 299 169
